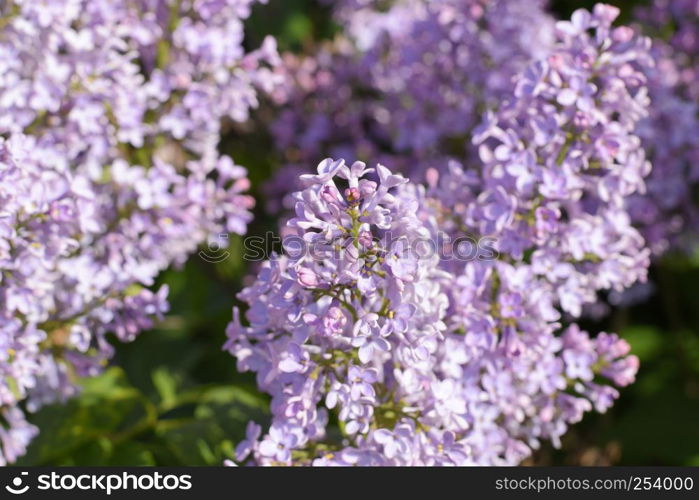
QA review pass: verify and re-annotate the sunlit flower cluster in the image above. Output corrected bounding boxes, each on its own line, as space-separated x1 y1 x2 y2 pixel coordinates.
0 0 282 464
227 5 652 466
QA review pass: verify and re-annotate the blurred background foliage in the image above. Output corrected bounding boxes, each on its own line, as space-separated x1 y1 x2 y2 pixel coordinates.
17 0 699 466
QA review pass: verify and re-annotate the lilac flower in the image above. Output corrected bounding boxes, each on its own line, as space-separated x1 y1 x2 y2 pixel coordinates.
0 408 38 467
258 425 300 465
235 422 262 461
347 366 378 400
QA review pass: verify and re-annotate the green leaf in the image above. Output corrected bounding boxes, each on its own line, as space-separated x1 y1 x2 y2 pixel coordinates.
155 386 268 465
107 442 157 466
17 367 153 466
152 367 179 409
622 326 663 362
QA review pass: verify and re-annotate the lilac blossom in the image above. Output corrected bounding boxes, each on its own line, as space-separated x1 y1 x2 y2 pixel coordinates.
626 0 699 254
226 159 449 465
265 0 556 214
0 0 284 464
226 6 648 466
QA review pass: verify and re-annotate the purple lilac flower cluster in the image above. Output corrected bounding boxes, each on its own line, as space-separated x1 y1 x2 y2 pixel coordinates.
636 0 699 102
274 0 699 262
627 0 699 254
410 4 650 461
0 0 282 464
466 3 653 313
226 5 651 466
227 158 451 465
265 0 555 214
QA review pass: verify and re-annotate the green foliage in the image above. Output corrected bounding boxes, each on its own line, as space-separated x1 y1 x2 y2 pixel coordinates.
246 0 337 52
18 365 268 466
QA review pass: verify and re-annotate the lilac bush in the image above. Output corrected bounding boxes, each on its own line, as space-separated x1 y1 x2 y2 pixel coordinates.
273 0 699 257
226 5 651 466
266 0 555 214
0 0 283 464
627 0 699 254
2 0 697 468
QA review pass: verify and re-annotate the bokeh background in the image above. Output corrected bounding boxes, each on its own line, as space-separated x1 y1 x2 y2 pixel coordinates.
17 0 699 466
